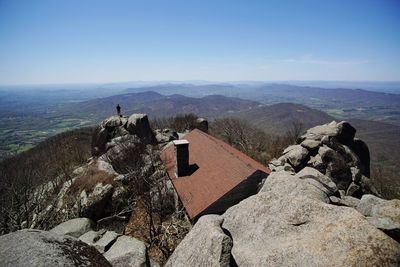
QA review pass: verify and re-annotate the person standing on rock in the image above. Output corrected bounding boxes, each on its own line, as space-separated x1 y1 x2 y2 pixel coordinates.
116 104 121 117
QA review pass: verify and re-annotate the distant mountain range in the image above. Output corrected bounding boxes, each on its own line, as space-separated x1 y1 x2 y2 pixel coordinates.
2 82 399 124
121 83 400 107
119 83 400 125
66 91 261 120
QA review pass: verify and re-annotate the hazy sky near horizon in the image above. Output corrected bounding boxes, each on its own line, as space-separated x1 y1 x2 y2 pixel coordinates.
0 0 399 85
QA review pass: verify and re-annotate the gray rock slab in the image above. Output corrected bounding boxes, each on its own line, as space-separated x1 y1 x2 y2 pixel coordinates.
270 155 287 167
94 231 121 253
127 113 155 144
366 217 400 242
301 121 339 141
285 145 309 167
104 235 147 267
102 115 124 128
165 215 232 267
295 167 337 195
330 196 360 208
50 217 93 238
0 229 111 266
259 170 330 203
357 194 400 224
223 183 400 266
301 139 321 150
79 229 106 246
283 145 298 154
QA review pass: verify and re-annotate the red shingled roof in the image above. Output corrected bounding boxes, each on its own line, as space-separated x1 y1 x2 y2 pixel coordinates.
160 129 271 219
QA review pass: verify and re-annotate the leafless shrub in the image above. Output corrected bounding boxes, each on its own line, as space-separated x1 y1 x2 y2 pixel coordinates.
0 127 93 235
119 146 189 264
69 164 116 195
286 121 305 144
210 117 297 165
371 164 400 199
151 113 198 132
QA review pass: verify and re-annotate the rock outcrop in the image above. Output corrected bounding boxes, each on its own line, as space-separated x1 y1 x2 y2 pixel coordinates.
270 121 376 197
195 117 209 132
357 194 400 242
127 113 156 144
222 171 400 266
6 113 187 266
0 229 111 266
166 121 400 266
49 218 153 266
1 222 153 267
92 113 156 156
80 183 115 221
92 115 129 156
155 128 179 144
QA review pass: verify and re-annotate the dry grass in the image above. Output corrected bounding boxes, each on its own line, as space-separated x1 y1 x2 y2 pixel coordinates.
125 200 153 241
124 198 192 265
124 200 166 263
69 164 116 195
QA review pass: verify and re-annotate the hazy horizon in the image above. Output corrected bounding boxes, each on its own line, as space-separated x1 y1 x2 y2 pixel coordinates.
2 80 400 94
2 79 400 87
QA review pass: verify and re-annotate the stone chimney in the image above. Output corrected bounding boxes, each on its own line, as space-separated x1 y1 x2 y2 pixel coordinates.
173 139 190 177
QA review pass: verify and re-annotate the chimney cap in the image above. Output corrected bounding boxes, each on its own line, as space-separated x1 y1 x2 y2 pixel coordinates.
173 139 189 146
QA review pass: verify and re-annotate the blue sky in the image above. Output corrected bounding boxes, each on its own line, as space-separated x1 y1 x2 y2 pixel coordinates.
0 0 399 84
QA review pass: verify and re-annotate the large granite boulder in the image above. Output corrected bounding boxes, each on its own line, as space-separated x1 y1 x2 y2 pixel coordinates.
91 126 110 156
357 194 400 242
50 217 93 238
127 113 156 144
102 115 126 129
165 215 233 267
103 235 147 267
300 121 341 141
336 121 356 145
283 145 309 168
357 194 400 222
100 134 142 162
222 171 400 266
92 113 153 156
155 128 179 144
295 167 338 196
0 229 111 266
318 145 352 190
349 138 371 177
92 115 129 156
195 118 209 132
166 170 400 266
93 231 121 254
300 121 355 144
259 170 332 203
80 183 114 221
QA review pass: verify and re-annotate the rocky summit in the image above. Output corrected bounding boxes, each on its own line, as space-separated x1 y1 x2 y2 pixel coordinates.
166 121 400 267
1 118 399 266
